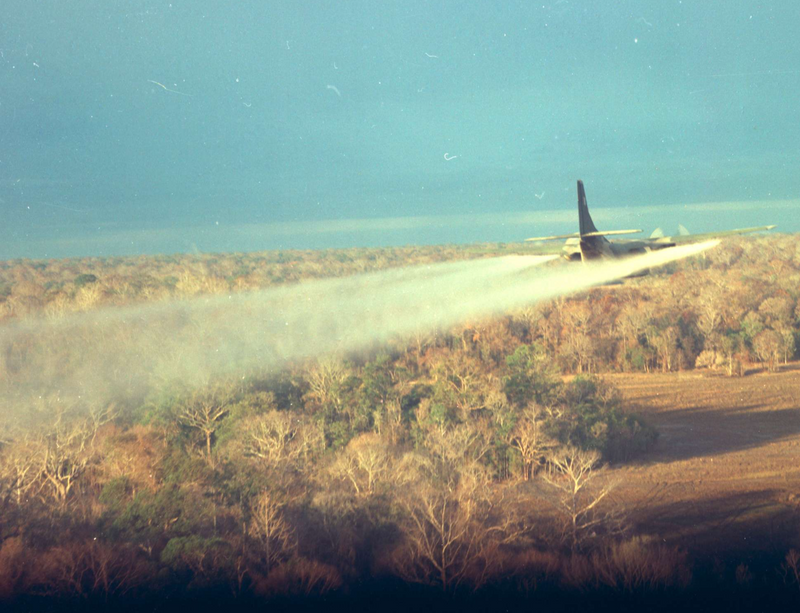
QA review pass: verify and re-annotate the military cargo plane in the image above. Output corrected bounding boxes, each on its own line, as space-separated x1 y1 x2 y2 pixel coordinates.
525 180 776 263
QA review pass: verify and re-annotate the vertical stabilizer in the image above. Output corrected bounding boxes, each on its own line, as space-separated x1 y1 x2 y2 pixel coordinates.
577 180 599 236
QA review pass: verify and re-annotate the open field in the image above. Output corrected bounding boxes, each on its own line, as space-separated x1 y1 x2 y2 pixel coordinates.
610 366 800 556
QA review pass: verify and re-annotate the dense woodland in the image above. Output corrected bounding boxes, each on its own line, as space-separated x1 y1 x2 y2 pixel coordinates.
1 234 799 608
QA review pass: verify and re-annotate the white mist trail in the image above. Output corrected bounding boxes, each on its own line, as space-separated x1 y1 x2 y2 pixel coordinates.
0 241 718 422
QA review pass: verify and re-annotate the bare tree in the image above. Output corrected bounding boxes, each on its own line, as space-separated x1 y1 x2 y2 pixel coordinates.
246 411 298 466
514 303 546 344
39 541 150 599
409 326 436 356
0 436 39 506
391 458 522 591
87 403 118 446
305 358 348 410
753 329 782 372
178 383 235 466
758 297 796 365
544 446 618 551
779 328 796 366
245 411 323 478
509 404 554 481
424 350 499 422
653 325 678 373
329 433 391 496
560 301 595 373
421 422 492 467
248 492 294 574
697 287 724 347
37 416 95 506
781 549 800 590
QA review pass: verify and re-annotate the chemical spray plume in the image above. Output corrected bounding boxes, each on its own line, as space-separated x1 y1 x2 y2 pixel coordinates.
0 240 718 425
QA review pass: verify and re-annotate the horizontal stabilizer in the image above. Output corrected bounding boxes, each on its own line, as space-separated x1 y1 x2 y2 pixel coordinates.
582 229 642 238
525 228 642 242
524 232 580 242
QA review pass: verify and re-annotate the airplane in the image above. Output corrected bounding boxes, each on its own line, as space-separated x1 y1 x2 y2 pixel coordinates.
524 180 776 263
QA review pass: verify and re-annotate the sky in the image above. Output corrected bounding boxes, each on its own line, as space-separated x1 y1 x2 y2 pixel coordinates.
1 0 798 259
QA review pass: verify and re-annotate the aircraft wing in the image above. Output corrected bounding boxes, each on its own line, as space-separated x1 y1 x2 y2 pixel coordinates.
651 225 776 245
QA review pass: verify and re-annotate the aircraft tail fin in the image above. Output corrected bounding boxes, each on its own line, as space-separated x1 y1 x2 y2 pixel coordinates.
577 180 600 237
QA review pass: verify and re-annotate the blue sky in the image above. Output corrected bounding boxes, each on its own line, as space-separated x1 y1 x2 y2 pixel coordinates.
1 0 798 258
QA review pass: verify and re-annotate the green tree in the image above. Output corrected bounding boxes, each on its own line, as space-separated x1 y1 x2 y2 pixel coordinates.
110 484 210 556
160 535 234 586
551 376 656 461
502 344 560 409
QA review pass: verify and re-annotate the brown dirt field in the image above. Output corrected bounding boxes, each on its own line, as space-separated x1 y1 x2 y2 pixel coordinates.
606 365 800 556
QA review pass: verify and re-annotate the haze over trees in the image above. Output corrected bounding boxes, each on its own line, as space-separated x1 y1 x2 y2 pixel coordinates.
0 234 799 606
